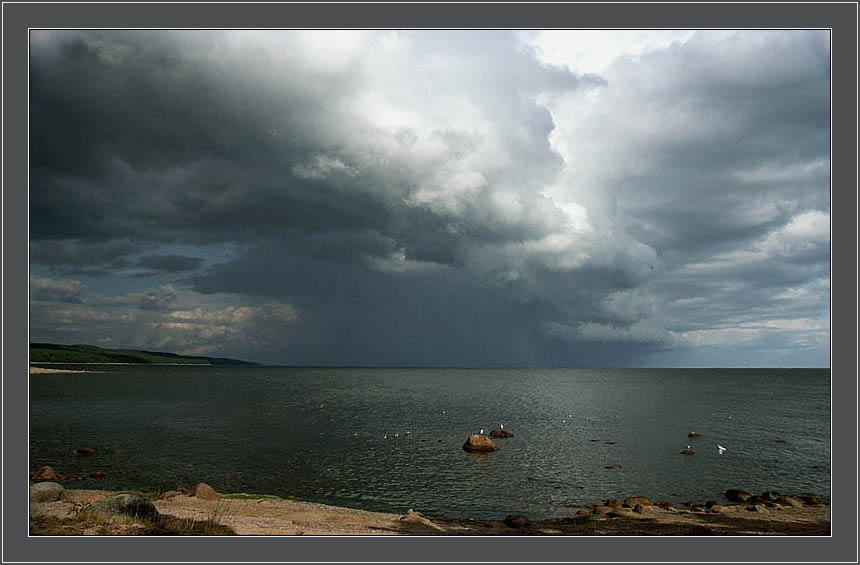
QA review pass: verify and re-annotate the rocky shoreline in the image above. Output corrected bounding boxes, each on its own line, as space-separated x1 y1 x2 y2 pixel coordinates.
29 468 830 536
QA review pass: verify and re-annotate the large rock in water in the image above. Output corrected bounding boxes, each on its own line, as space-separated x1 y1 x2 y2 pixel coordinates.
462 434 499 452
92 494 159 521
489 428 514 438
30 482 64 502
30 466 63 482
190 482 218 500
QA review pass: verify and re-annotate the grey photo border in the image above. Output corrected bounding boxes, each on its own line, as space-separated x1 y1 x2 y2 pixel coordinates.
3 2 856 562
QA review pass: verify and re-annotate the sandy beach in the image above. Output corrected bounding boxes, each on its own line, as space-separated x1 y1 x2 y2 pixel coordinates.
29 484 830 536
29 366 94 374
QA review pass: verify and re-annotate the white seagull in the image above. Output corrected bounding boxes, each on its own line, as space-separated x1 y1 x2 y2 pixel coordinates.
717 444 727 455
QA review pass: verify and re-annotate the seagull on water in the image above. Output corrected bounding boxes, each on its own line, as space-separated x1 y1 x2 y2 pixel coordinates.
717 444 727 455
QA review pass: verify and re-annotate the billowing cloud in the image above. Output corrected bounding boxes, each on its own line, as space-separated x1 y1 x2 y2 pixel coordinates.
28 30 830 366
29 275 85 303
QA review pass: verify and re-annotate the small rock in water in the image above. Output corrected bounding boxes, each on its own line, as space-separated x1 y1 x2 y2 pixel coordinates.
680 447 695 455
31 466 63 482
775 439 788 444
462 434 499 453
604 441 617 445
76 447 96 455
687 431 702 438
604 464 621 470
489 428 514 438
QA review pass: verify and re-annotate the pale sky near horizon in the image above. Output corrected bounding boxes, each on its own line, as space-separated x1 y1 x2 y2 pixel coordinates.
29 30 830 367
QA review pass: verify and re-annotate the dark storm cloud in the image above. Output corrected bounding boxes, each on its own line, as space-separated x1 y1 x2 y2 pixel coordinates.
29 30 830 366
136 254 203 274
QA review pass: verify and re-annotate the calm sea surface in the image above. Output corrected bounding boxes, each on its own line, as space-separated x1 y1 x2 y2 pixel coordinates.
29 366 830 520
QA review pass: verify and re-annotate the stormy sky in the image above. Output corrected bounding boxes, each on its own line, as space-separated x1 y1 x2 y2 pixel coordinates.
28 30 830 367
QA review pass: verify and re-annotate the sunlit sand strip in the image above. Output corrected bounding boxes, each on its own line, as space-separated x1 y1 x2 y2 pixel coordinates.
29 366 94 374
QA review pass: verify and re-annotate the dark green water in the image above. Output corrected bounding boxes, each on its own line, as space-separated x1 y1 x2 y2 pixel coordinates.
29 366 830 520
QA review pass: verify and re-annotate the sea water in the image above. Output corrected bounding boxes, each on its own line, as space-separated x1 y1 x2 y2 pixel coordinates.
29 366 830 520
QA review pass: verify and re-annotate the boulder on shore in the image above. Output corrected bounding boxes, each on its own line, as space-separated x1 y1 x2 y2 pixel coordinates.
623 496 652 508
776 496 804 508
609 508 635 518
462 434 499 453
726 489 752 503
30 466 63 482
605 499 623 509
92 493 159 521
489 428 514 438
190 482 218 500
797 494 821 506
30 482 64 503
503 514 531 528
593 505 613 515
400 509 442 531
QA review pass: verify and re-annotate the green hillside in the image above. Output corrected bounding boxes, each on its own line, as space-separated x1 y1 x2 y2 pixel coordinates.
29 343 257 365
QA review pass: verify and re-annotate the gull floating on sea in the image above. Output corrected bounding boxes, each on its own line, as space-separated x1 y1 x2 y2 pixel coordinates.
717 444 727 455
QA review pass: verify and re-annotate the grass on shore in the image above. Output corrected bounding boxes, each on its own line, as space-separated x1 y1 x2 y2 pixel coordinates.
30 500 237 536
